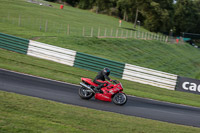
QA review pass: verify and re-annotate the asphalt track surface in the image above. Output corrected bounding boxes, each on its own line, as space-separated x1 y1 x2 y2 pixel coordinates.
0 69 200 128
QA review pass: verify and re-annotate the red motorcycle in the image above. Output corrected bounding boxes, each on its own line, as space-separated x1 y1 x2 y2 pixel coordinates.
79 78 127 105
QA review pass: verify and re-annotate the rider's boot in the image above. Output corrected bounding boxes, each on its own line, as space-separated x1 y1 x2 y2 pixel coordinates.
93 84 104 93
93 87 100 93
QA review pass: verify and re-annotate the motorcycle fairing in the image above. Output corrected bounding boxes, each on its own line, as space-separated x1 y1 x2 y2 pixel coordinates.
81 78 98 86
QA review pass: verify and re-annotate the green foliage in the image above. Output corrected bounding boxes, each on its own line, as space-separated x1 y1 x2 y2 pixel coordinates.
1 0 200 106
78 0 95 9
51 0 200 35
174 0 199 35
143 1 173 32
0 0 199 80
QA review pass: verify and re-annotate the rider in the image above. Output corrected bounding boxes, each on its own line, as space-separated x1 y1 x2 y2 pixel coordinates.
93 68 113 92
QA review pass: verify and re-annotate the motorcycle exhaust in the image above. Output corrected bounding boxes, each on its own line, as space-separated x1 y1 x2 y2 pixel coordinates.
80 82 95 93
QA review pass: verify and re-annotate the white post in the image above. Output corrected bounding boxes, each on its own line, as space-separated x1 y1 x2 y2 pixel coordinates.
110 28 113 37
60 25 62 34
126 30 128 38
130 30 132 38
82 27 85 36
142 32 143 39
134 31 137 38
121 30 123 38
146 32 148 40
45 20 48 32
165 36 169 42
104 28 107 37
116 29 118 38
138 31 140 38
91 27 93 37
67 24 70 35
18 15 21 27
8 13 10 21
98 27 100 37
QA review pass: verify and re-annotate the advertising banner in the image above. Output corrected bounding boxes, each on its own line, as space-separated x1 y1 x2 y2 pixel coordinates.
176 76 200 95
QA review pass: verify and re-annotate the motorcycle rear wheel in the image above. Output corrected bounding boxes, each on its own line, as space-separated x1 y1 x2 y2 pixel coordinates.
79 87 94 100
112 93 127 105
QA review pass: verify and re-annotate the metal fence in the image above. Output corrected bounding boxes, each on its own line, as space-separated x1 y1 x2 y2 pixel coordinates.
0 14 172 42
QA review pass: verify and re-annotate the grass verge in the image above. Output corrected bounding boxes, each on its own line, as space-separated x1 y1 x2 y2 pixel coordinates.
1 0 200 79
1 48 200 108
1 91 200 133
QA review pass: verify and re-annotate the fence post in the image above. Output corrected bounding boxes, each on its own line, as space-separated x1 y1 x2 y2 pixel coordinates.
18 15 21 27
138 31 140 39
149 33 151 40
104 28 107 37
60 24 63 34
121 30 123 38
98 27 100 37
130 30 133 38
7 13 10 22
39 21 42 31
110 28 113 37
165 36 168 42
147 32 149 40
91 27 93 37
45 20 48 32
67 24 70 35
134 31 137 38
82 27 85 36
142 32 144 39
116 29 118 38
126 30 128 38
161 35 163 41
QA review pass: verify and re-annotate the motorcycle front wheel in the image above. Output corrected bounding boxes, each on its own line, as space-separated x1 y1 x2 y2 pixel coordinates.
112 93 127 105
79 87 94 100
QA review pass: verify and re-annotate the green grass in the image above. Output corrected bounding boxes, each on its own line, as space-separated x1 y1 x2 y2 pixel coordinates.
1 0 200 132
1 91 200 133
0 0 200 107
0 0 200 79
1 48 200 108
36 36 200 79
0 0 148 38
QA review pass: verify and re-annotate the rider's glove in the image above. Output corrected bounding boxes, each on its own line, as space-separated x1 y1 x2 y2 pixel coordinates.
104 83 108 86
112 80 117 83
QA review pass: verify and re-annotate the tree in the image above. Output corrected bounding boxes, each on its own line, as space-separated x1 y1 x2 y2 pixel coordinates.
117 0 133 21
174 0 198 35
141 0 173 32
193 0 200 34
78 0 95 9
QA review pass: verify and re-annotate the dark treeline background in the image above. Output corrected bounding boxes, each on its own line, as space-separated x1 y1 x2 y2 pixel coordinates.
46 0 200 36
